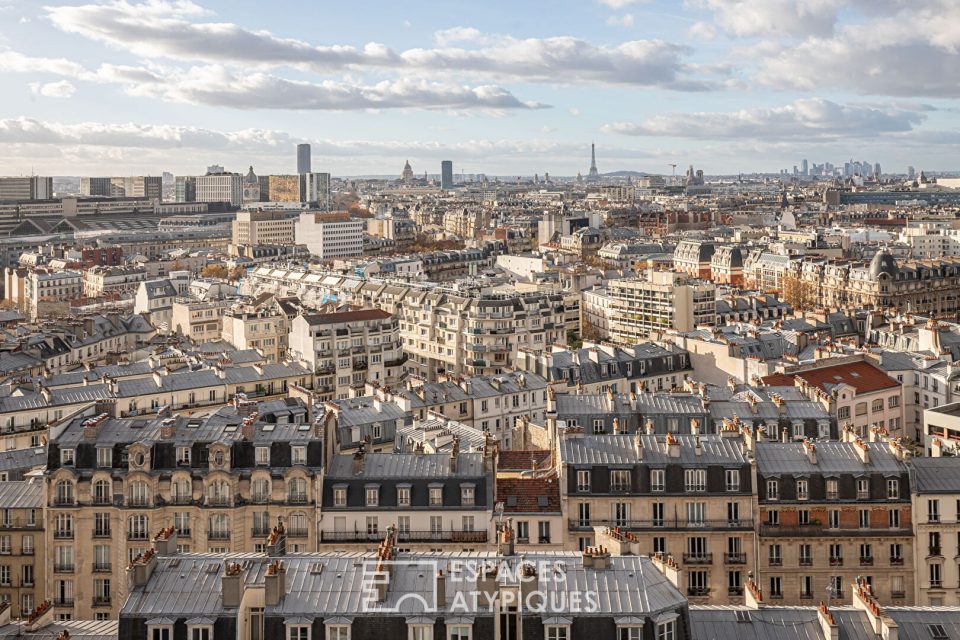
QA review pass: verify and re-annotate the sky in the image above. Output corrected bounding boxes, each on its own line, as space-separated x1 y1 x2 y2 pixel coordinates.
0 0 958 177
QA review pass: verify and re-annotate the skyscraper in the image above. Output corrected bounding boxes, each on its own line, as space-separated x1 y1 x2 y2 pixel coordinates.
588 143 600 181
441 160 454 190
297 144 312 174
800 159 808 176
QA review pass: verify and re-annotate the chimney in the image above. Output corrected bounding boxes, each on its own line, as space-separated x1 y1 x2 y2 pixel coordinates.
221 562 243 608
153 370 163 388
633 431 644 459
436 570 447 607
645 418 655 435
852 577 898 640
853 438 869 464
264 560 286 606
497 523 515 556
650 553 682 590
153 526 178 556
267 519 287 557
127 548 158 591
666 432 680 458
818 602 839 640
450 436 460 473
803 439 817 464
24 600 53 633
781 427 789 443
612 418 620 434
931 438 943 458
690 417 700 435
159 418 176 440
353 442 367 475
694 435 702 457
745 576 765 609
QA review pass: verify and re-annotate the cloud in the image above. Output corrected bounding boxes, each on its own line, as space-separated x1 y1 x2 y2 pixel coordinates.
45 1 710 89
0 50 86 76
685 0 843 38
688 21 716 41
606 14 635 27
29 80 76 97
602 98 924 139
754 2 960 97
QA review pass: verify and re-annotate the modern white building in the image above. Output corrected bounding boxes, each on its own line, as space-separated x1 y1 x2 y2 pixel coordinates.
295 212 363 259
195 172 243 206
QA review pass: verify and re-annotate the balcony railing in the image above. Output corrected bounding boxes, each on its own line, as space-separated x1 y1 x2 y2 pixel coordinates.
127 532 149 541
760 524 911 537
250 494 270 504
206 496 233 507
829 557 843 566
321 530 488 544
208 531 230 541
799 558 813 566
0 519 40 530
93 529 111 538
92 496 112 506
768 558 782 566
724 553 746 565
288 527 309 538
128 497 151 508
93 562 111 573
53 530 74 540
929 546 943 557
570 518 753 531
251 527 271 537
53 498 75 507
170 495 194 505
728 587 744 596
53 598 74 607
682 553 713 565
891 590 906 598
890 556 904 565
53 564 74 573
92 597 111 607
687 587 710 597
860 556 874 566
288 493 308 504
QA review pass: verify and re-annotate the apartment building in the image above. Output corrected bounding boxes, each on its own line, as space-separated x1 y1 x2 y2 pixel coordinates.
559 432 756 605
82 266 147 299
763 356 904 438
220 295 299 363
673 240 714 278
754 432 914 606
911 454 960 605
318 442 496 550
231 210 296 246
608 270 717 344
295 212 363 259
288 308 404 400
6 269 83 320
44 398 324 619
0 480 43 618
169 297 233 343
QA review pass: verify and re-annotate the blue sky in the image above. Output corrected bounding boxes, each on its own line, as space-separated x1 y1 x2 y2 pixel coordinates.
0 0 958 176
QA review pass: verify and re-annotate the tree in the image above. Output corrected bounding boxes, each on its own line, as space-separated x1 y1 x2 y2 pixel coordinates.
228 266 247 282
781 272 818 312
201 264 229 280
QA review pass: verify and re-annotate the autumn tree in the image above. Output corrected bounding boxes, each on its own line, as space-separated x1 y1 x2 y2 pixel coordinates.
781 272 818 312
201 264 229 280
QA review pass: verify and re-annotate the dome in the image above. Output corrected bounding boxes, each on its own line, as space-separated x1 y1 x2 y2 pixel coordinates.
244 166 258 184
869 250 898 278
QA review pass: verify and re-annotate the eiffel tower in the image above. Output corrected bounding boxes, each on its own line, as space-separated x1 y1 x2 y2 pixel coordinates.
587 143 600 181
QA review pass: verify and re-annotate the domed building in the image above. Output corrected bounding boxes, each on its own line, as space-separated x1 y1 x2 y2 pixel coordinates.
400 160 414 183
869 249 899 279
242 165 260 203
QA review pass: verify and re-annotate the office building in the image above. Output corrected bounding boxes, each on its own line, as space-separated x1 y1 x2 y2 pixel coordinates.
258 175 301 203
296 143 311 174
174 176 196 203
300 172 331 208
607 270 717 344
79 177 111 197
295 212 363 259
441 160 454 190
232 210 297 246
0 177 52 201
195 172 242 207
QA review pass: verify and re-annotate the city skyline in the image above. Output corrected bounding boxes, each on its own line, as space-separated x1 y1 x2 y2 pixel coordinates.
0 0 958 175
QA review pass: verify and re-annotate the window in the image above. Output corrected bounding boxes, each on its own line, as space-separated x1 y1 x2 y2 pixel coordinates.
686 502 705 526
288 626 310 640
292 446 306 465
577 470 591 492
684 469 706 492
826 479 839 500
652 502 665 527
930 562 942 588
618 628 642 640
855 402 867 416
190 627 212 640
176 447 191 465
799 544 812 565
538 521 551 544
798 510 810 525
409 624 433 640
448 625 471 640
872 399 884 412
887 479 900 499
545 626 569 640
857 478 870 499
725 470 740 492
860 543 873 563
650 469 665 492
255 447 270 466
829 544 842 564
929 499 941 522
657 619 676 640
517 520 529 541
397 487 411 507
365 487 379 507
150 627 173 640
429 487 443 506
611 470 631 492
828 509 840 529
334 487 347 507
767 510 779 526
859 509 870 529
889 509 901 529
769 576 783 597
593 419 604 434
60 449 74 466
461 486 475 506
768 544 782 565
96 448 112 468
838 406 850 420
766 480 779 500
888 396 899 408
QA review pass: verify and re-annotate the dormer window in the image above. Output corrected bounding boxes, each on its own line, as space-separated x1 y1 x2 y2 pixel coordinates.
60 449 74 466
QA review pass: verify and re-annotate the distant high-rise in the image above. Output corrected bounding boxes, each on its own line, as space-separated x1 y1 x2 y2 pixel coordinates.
588 143 600 181
908 166 916 180
441 160 454 190
0 176 52 200
800 159 808 176
874 163 882 178
297 144 312 174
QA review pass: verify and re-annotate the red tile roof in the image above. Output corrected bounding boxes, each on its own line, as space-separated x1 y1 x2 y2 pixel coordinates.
497 476 562 513
763 361 899 395
497 450 551 471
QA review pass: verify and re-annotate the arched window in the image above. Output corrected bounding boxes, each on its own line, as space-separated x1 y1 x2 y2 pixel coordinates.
172 478 191 503
128 514 148 540
93 479 112 504
288 511 307 536
288 478 307 503
128 480 150 507
207 480 231 506
252 478 270 503
55 480 74 505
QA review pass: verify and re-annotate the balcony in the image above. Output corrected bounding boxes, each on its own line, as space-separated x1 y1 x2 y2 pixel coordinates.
860 556 874 566
570 518 753 531
0 518 40 530
250 494 270 504
93 562 111 573
829 557 843 567
687 587 710 597
92 496 112 506
53 598 74 607
890 556 904 566
352 361 368 372
251 527 271 537
53 564 74 574
176 528 191 538
127 532 149 541
288 527 309 538
728 587 744 596
93 529 111 538
206 496 233 507
53 498 75 507
891 590 906 598
128 497 151 508
768 558 782 566
682 553 713 565
760 524 910 537
92 597 111 607
53 529 74 540
799 558 813 566
170 495 194 505
321 530 488 544
724 553 747 565
288 493 308 504
208 531 230 541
